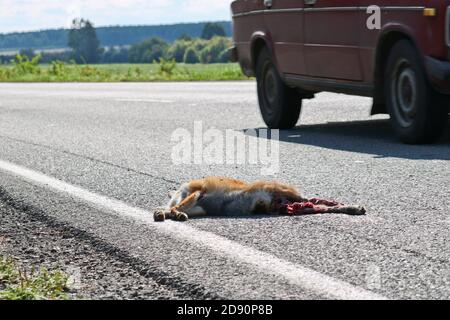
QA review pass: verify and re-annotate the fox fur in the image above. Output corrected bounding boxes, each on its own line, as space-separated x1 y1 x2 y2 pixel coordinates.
154 177 365 222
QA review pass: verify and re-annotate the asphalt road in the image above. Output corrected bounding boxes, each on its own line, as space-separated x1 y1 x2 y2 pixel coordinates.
0 82 449 300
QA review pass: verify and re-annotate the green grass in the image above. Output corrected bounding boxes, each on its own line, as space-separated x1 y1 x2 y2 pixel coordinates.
0 256 69 300
0 62 250 82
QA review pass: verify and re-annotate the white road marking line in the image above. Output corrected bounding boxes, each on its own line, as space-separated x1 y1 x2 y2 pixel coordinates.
114 98 174 103
0 159 387 300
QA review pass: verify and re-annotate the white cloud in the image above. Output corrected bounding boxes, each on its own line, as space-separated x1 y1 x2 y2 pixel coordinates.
0 0 232 33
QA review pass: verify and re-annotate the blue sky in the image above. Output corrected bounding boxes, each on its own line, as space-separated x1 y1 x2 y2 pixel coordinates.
0 0 232 34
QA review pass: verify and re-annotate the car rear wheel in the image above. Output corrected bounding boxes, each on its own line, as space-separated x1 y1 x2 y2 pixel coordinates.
256 48 302 129
385 40 448 144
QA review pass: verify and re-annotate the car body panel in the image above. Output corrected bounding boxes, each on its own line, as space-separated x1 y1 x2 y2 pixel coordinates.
303 0 363 81
231 0 450 94
265 0 306 76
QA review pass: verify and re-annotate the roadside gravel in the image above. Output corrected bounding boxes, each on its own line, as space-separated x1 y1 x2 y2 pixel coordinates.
0 191 184 300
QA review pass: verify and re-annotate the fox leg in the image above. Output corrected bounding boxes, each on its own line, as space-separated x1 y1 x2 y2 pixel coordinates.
154 191 206 222
169 191 203 221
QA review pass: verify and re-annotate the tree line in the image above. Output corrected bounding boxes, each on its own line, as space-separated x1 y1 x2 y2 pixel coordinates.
0 21 233 65
0 21 231 50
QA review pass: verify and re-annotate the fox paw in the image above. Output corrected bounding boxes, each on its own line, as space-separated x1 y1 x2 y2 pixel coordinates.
345 206 367 215
153 210 167 222
173 212 189 222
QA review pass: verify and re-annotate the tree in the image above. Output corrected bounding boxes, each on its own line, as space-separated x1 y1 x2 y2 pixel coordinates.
177 33 192 41
167 40 190 63
19 48 36 60
218 49 231 63
128 37 168 63
183 47 200 64
201 23 226 40
199 37 232 63
68 19 101 64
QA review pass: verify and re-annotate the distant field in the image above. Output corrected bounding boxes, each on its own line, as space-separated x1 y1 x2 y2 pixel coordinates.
0 63 249 82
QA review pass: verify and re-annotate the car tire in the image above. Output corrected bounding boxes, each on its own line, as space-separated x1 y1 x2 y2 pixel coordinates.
385 40 448 144
436 93 450 112
256 47 302 129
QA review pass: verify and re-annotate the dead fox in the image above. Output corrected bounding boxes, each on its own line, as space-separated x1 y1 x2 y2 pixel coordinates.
154 177 366 222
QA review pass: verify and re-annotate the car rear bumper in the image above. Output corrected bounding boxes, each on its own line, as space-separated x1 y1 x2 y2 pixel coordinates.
425 56 450 95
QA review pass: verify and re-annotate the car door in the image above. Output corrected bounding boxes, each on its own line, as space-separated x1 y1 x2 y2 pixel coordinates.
263 0 306 75
303 0 363 81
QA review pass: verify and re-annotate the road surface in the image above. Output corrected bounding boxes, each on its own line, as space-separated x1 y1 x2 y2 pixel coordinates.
0 82 449 300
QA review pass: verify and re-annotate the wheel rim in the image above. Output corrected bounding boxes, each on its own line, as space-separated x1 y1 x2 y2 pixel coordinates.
261 62 279 116
391 59 418 127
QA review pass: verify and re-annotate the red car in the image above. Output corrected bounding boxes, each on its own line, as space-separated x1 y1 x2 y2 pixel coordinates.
231 0 450 144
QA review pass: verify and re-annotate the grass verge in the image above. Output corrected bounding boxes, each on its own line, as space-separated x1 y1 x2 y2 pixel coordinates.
0 61 250 82
0 256 69 300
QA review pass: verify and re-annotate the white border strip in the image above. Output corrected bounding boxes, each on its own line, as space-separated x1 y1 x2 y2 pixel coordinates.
0 159 387 300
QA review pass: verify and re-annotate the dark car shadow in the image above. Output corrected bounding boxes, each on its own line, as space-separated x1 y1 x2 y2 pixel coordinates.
243 117 450 161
